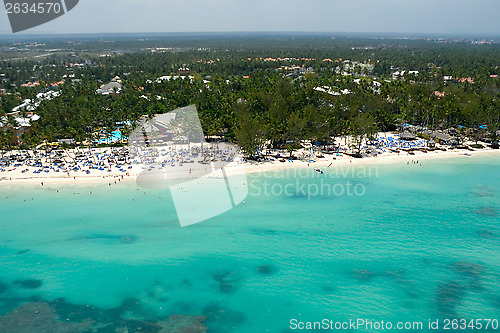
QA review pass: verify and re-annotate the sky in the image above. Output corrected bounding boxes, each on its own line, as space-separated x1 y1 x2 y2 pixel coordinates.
1 0 500 36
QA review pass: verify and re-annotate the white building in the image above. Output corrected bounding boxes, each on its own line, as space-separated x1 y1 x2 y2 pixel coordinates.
97 76 122 95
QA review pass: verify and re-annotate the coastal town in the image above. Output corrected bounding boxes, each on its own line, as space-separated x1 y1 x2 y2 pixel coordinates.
1 35 499 185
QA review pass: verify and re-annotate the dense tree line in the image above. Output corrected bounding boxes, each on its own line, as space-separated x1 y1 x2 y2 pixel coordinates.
0 35 499 153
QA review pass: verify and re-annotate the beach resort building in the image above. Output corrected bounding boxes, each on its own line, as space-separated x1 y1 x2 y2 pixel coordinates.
0 113 40 145
11 91 61 114
97 76 122 95
392 70 419 80
0 91 57 145
282 65 314 77
421 129 459 146
132 113 177 144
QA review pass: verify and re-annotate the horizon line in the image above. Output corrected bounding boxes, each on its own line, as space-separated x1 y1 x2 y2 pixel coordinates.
1 31 499 39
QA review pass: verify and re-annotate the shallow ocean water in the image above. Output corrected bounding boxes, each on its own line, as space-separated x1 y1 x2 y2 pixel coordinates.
0 155 499 332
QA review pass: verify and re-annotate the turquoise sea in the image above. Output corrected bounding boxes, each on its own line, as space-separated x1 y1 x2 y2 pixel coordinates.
0 155 499 332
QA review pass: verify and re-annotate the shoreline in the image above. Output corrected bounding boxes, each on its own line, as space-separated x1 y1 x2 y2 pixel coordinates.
242 146 500 174
1 147 499 188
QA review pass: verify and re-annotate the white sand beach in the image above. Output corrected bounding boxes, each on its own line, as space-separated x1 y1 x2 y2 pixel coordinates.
1 133 499 187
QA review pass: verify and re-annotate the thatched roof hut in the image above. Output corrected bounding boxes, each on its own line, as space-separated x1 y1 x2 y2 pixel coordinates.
399 130 417 140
